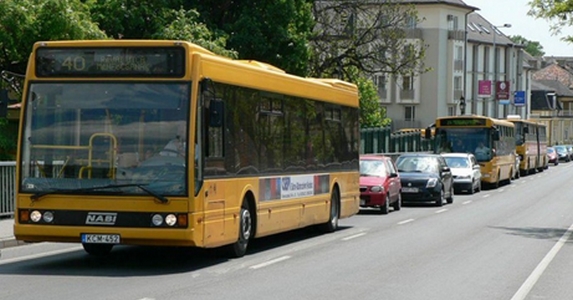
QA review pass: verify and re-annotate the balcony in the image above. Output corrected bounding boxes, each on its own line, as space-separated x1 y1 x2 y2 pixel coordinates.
448 30 465 41
400 89 415 99
404 28 423 39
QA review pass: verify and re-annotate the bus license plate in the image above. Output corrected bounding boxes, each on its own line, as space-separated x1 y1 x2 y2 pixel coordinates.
402 187 419 193
81 234 120 244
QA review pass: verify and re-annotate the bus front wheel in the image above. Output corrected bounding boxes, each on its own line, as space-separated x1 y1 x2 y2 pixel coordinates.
225 199 253 258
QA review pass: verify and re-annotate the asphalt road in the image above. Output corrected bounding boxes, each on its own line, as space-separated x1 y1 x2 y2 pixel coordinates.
1 163 573 300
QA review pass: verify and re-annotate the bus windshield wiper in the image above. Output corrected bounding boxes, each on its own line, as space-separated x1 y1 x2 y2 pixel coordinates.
31 183 168 203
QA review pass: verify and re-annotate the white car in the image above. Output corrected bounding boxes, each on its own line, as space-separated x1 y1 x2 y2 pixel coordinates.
441 153 481 194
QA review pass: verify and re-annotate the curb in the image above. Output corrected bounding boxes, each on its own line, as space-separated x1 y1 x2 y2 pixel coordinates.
0 238 27 249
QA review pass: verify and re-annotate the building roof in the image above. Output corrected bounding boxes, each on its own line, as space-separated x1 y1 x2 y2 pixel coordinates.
532 79 573 97
398 0 478 10
533 63 573 89
466 13 515 46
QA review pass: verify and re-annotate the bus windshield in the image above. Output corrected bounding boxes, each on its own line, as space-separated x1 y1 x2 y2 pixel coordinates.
435 128 492 161
20 82 190 196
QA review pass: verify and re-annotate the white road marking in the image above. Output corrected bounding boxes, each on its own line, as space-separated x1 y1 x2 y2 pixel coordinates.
341 232 366 241
0 246 82 265
497 188 505 193
249 256 291 270
435 209 448 214
397 219 415 225
510 222 573 300
482 194 491 198
462 200 472 205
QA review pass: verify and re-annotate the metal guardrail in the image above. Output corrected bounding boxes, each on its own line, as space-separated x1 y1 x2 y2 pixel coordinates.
0 161 15 217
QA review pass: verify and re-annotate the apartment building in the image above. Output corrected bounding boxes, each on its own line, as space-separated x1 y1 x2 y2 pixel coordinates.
383 0 529 130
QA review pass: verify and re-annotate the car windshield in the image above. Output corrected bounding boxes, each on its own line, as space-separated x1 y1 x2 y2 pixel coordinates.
444 157 469 168
359 159 387 177
396 156 438 173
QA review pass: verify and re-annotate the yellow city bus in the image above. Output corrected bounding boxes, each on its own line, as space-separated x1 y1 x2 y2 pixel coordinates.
431 115 516 188
507 116 548 175
13 40 360 257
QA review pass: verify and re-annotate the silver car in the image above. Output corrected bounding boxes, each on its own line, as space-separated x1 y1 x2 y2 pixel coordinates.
441 153 482 194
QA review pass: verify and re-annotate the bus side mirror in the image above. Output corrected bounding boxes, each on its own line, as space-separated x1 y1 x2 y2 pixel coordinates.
492 130 500 141
0 89 8 118
523 126 529 134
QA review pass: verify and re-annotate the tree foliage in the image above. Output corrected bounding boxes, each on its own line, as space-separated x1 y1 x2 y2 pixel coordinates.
186 0 315 76
528 0 573 44
309 0 428 80
0 0 107 74
510 35 545 57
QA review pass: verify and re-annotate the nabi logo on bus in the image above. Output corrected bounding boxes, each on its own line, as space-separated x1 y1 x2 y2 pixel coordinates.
86 212 117 225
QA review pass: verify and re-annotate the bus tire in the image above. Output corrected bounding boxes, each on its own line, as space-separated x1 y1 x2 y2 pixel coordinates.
320 187 340 233
225 199 253 258
82 243 113 256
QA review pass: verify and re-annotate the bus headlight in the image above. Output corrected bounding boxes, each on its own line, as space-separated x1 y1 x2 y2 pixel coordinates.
30 210 42 223
43 211 54 223
165 214 177 227
151 214 164 226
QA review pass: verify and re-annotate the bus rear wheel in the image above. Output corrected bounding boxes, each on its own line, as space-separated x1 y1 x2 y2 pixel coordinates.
225 199 252 258
320 188 340 233
82 243 113 256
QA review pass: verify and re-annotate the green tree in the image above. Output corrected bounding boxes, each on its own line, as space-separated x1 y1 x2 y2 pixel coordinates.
510 35 545 57
0 0 107 74
309 0 428 80
187 0 315 76
529 0 573 44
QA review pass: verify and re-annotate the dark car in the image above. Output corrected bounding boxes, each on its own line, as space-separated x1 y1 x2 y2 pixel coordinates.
395 153 454 206
547 147 559 166
359 155 402 214
554 145 570 162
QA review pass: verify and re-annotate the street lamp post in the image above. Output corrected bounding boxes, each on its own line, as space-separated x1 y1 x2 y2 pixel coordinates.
492 23 511 117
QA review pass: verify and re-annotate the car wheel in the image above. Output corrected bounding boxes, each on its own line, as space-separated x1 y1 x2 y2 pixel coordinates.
392 193 402 211
446 185 454 204
435 189 444 207
380 194 390 215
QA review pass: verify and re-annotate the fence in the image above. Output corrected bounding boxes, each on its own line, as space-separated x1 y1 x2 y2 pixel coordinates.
0 161 15 217
360 127 433 154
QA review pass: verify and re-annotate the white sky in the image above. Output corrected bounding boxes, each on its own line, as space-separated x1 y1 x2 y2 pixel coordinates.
463 0 573 56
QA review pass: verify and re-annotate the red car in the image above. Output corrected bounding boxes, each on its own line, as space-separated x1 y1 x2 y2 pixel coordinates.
547 147 559 166
359 155 402 214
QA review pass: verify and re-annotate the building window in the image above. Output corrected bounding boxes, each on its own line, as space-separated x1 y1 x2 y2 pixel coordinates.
375 74 387 92
448 106 455 116
406 16 417 29
402 75 413 90
455 46 463 60
454 76 462 91
405 106 415 121
447 15 458 30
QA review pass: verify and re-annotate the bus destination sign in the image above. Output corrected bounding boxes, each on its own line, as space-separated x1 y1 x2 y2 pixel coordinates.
439 118 486 126
36 47 185 77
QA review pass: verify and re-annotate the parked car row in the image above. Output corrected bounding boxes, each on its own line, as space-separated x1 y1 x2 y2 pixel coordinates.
359 153 457 214
551 145 573 163
359 148 558 215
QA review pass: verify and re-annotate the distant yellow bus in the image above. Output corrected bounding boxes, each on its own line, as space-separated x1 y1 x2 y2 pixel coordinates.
507 117 548 175
14 40 360 257
432 115 516 188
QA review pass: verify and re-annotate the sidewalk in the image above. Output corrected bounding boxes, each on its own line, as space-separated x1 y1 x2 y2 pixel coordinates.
0 218 26 249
